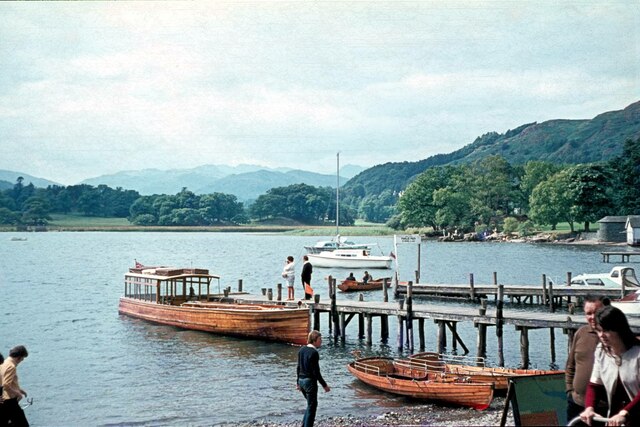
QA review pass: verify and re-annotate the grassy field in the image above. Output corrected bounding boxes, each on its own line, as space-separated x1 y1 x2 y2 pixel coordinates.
38 214 397 234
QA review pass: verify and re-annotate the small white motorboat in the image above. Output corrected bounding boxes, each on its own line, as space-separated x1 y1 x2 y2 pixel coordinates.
306 249 393 269
612 291 640 316
569 266 640 288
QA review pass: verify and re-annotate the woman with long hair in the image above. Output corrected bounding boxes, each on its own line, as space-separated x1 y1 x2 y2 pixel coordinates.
580 306 640 426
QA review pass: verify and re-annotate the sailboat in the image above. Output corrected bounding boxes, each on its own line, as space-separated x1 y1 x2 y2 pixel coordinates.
305 154 392 269
304 153 373 254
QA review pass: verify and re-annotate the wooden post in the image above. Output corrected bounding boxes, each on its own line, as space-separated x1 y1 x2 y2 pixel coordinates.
469 273 476 301
327 276 333 335
542 274 548 306
340 312 346 343
415 270 419 285
548 280 555 312
418 318 425 350
477 299 487 364
277 283 282 301
493 272 498 303
394 271 400 299
383 277 389 302
238 279 243 292
366 314 373 346
406 281 414 352
331 278 340 340
567 272 572 287
519 327 530 369
621 278 626 299
397 299 404 351
451 322 458 351
267 288 273 301
358 313 365 339
381 315 389 343
313 294 320 331
497 284 505 367
437 320 447 353
550 327 556 365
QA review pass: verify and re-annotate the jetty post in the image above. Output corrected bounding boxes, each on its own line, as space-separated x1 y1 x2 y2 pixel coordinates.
330 277 340 341
277 283 282 301
406 281 414 352
327 275 333 335
397 298 405 351
313 294 321 331
358 294 365 339
238 279 243 292
469 273 476 301
497 284 505 367
476 298 488 365
383 277 389 302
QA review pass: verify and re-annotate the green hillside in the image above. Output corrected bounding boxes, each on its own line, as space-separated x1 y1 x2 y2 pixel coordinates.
344 101 640 199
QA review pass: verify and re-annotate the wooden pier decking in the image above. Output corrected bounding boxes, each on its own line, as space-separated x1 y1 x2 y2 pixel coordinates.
226 279 640 370
601 251 640 263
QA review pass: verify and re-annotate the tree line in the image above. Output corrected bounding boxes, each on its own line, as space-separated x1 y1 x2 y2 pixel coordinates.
395 137 640 234
1 137 637 230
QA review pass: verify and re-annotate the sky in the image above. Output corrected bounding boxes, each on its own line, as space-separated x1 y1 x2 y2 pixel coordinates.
0 1 638 185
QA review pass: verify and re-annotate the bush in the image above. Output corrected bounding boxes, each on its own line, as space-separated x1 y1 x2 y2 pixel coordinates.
502 217 519 234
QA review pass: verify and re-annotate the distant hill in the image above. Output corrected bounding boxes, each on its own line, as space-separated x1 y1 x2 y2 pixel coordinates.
196 169 339 201
344 100 640 198
0 170 60 188
81 164 364 200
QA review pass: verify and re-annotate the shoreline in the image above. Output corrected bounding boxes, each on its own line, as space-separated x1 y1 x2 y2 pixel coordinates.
238 398 512 427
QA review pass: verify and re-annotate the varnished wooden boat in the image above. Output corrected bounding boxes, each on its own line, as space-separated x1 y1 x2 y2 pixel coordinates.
118 265 309 345
408 352 564 391
338 277 392 292
347 357 494 410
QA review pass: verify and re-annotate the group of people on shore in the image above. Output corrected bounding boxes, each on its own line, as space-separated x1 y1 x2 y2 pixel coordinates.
282 255 314 301
566 297 640 426
0 345 29 426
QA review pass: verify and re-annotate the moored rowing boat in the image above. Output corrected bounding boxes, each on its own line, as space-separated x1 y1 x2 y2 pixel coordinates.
347 357 494 410
408 352 564 391
337 277 392 292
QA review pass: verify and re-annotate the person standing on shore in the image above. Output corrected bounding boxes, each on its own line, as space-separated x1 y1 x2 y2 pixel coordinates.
296 330 330 427
301 255 313 300
282 256 295 300
566 295 609 423
0 345 29 427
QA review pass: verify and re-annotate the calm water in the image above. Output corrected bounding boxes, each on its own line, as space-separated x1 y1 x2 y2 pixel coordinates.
0 232 627 426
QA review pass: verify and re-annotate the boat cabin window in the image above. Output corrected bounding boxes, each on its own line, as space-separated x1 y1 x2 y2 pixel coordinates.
611 270 619 278
585 279 605 286
124 273 216 304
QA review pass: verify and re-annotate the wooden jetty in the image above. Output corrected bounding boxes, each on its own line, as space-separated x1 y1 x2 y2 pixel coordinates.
394 272 633 308
226 279 640 370
601 251 640 263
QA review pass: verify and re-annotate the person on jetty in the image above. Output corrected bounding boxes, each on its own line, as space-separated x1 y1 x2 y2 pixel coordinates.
580 306 640 426
301 255 313 300
296 330 330 427
566 295 610 423
0 345 30 427
282 256 295 300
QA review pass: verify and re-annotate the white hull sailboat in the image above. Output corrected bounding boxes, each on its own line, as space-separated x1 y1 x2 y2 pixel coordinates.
305 153 372 254
307 249 393 269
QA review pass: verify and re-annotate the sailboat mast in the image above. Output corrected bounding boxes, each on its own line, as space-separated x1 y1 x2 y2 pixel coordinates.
336 152 340 236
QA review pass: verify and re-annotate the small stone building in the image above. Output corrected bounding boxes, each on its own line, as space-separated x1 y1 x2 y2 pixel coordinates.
626 216 640 246
597 216 628 243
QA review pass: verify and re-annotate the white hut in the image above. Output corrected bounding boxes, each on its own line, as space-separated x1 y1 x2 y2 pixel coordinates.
626 215 640 246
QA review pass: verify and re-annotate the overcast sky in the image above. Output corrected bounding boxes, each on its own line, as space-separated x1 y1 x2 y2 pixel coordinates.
0 1 638 185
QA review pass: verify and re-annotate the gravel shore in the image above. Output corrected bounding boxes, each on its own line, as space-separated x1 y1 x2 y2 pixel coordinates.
239 397 513 426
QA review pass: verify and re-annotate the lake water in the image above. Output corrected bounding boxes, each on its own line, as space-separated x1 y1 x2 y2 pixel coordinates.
0 232 626 426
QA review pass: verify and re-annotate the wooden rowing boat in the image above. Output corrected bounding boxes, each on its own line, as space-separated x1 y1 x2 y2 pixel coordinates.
118 264 309 345
347 357 494 410
337 277 392 292
408 352 564 391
